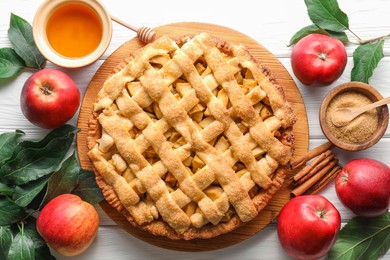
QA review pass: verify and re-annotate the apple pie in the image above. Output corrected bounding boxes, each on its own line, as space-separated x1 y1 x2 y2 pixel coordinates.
87 33 296 240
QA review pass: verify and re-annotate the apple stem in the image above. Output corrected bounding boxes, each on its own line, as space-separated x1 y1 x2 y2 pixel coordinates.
340 170 349 183
40 86 53 95
318 53 327 61
317 209 326 219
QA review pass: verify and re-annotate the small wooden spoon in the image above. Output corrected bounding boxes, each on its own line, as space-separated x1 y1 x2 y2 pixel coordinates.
111 15 156 44
331 96 390 127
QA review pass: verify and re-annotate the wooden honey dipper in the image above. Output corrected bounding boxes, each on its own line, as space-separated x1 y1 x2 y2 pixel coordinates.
111 15 156 44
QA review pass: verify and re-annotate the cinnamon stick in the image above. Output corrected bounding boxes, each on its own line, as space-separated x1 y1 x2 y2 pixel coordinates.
292 150 332 182
308 166 341 194
290 159 338 197
290 141 333 169
297 153 335 184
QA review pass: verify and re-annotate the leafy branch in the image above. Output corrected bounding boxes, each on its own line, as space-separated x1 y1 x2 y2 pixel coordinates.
350 31 390 45
0 13 46 79
0 125 104 259
289 0 389 83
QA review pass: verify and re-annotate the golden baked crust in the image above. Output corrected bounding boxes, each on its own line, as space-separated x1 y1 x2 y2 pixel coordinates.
87 33 296 240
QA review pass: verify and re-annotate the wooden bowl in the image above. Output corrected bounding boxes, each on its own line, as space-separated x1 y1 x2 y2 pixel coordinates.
319 82 389 151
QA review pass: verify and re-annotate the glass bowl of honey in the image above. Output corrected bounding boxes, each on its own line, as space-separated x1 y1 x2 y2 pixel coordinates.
33 0 112 68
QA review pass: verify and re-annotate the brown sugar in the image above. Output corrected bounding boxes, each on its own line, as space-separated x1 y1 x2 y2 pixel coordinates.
325 91 378 143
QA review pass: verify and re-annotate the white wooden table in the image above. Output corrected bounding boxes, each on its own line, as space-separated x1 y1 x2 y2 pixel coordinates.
1 0 389 259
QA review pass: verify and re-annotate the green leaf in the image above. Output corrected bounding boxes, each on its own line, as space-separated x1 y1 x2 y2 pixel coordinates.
23 218 56 260
0 182 14 196
351 40 384 83
0 129 24 167
288 24 325 46
328 212 390 260
0 226 13 259
0 48 26 78
304 0 349 32
326 30 349 44
73 169 104 205
24 185 47 211
40 152 104 207
0 197 26 226
7 13 46 69
11 125 77 156
41 152 80 207
12 175 51 207
15 125 76 153
0 125 79 186
8 228 35 260
288 24 349 46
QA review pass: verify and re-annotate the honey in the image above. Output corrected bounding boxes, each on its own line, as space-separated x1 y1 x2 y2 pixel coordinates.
46 2 103 58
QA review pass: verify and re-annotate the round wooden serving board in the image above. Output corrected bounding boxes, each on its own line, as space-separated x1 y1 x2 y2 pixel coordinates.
77 22 309 252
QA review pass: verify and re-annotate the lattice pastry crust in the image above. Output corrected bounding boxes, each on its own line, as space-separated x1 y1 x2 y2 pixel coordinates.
88 33 296 239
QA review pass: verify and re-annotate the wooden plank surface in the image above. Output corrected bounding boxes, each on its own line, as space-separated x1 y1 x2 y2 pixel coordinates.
2 0 389 259
76 22 309 251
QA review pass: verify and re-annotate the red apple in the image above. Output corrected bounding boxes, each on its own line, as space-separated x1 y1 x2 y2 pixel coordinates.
277 195 341 260
36 194 99 256
291 34 347 86
20 68 80 129
335 158 390 217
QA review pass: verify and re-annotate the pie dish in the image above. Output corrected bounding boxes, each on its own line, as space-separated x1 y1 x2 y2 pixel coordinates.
87 32 296 240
